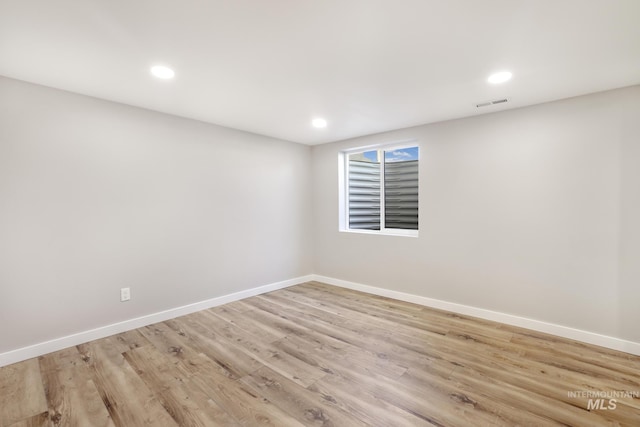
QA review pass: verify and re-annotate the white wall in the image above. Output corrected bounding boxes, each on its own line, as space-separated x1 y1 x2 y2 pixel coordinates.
312 85 640 343
0 76 312 354
2 75 638 358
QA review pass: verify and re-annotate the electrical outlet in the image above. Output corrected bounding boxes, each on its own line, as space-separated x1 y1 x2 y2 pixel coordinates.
120 287 131 302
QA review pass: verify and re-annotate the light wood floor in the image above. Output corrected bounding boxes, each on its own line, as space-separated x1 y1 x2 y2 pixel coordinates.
1 282 639 426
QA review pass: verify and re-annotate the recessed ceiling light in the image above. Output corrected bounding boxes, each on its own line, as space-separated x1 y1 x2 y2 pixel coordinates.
150 65 175 79
487 71 512 84
312 118 327 128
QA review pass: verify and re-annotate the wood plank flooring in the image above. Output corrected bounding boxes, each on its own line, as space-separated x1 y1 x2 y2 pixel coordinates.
1 281 639 426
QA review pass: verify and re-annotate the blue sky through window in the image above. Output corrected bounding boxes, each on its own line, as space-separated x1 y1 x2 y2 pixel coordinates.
362 150 378 162
385 146 419 162
359 146 419 163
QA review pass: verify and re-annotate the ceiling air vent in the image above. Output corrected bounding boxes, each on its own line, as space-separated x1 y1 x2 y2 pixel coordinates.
476 98 508 108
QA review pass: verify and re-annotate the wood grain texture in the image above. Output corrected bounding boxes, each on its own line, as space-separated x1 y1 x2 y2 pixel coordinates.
1 281 639 426
0 359 47 426
4 412 49 427
38 347 114 427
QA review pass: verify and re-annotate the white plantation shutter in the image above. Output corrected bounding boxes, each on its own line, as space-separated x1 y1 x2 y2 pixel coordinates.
347 152 418 231
384 160 418 229
348 160 381 230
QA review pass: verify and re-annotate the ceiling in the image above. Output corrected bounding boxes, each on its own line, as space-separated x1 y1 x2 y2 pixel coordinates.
1 1 639 145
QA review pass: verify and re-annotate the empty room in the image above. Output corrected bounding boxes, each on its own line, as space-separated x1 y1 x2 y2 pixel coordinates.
1 0 639 426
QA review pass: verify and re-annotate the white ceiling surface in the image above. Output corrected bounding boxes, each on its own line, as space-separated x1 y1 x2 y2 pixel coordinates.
1 1 639 145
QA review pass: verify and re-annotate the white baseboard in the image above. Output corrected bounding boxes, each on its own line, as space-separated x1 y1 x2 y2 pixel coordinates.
4 273 638 367
0 275 313 368
310 274 640 357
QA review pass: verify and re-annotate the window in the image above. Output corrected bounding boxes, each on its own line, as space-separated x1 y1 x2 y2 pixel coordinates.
340 143 419 236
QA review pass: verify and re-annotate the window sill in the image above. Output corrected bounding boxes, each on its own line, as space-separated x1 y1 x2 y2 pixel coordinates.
339 229 419 238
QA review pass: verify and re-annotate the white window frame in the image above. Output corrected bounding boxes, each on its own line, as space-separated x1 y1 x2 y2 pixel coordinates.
339 140 419 237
